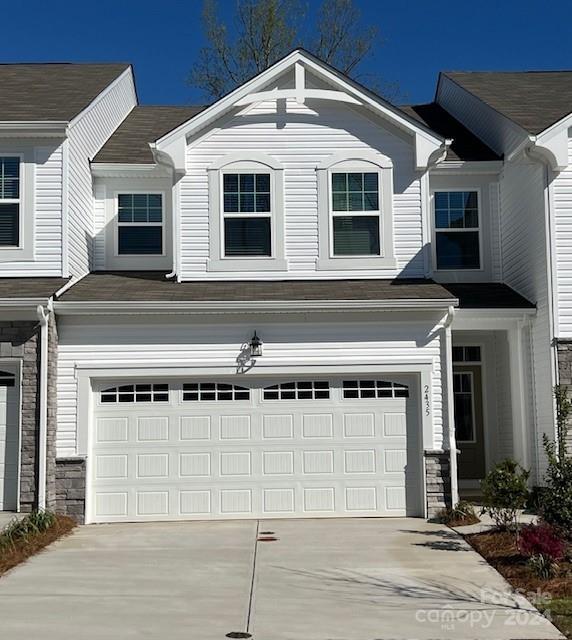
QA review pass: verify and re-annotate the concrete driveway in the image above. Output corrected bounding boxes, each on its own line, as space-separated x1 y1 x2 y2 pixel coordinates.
0 518 563 640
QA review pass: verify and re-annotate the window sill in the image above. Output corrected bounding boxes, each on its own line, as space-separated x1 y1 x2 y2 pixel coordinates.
207 257 288 272
316 256 397 271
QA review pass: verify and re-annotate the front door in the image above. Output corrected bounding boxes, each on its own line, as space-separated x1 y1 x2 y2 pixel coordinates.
453 365 485 480
0 366 19 511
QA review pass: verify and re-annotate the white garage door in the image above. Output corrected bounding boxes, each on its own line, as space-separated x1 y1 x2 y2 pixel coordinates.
89 376 422 523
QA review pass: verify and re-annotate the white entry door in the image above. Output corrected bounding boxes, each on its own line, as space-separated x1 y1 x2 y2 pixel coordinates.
0 366 19 511
89 376 422 523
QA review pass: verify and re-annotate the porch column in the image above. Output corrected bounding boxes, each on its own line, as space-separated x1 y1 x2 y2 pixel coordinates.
507 320 530 470
443 307 459 506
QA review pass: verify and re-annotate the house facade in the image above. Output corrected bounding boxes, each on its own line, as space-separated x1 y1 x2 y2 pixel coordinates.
0 51 567 523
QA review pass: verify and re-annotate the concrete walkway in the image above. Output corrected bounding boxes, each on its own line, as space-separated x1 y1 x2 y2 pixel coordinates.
0 518 563 640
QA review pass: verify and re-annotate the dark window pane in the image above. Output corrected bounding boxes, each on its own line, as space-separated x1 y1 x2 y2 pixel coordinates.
452 346 464 362
0 204 19 246
101 394 116 403
0 157 20 199
332 173 347 192
239 192 255 212
363 173 378 191
315 390 330 399
224 217 271 256
153 393 169 402
118 226 162 255
349 192 363 211
434 192 448 208
464 192 478 208
449 209 465 228
298 390 312 399
118 385 134 392
449 192 463 208
148 208 163 223
148 194 162 208
436 231 480 269
235 391 250 400
348 173 363 191
264 390 279 399
118 194 132 208
154 384 169 391
435 209 449 229
256 174 270 192
332 192 348 211
137 393 152 402
224 193 239 212
333 216 380 256
314 381 329 389
240 174 255 192
465 346 481 362
256 193 270 212
132 194 147 208
133 207 148 223
281 391 295 400
224 174 239 192
343 380 358 388
454 393 474 441
363 192 379 211
344 389 359 398
118 208 133 223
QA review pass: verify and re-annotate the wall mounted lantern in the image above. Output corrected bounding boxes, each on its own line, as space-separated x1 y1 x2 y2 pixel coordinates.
249 331 263 357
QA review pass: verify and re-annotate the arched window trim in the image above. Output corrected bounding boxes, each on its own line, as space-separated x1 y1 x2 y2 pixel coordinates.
316 152 396 271
207 154 287 272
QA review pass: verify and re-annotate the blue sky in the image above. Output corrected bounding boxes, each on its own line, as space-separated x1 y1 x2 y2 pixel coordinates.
2 0 569 106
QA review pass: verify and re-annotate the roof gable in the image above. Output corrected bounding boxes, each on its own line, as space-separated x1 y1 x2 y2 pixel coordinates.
0 63 130 122
155 49 447 171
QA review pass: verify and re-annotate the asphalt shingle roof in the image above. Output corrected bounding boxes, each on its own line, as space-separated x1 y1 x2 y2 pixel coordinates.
399 103 500 161
93 106 206 164
0 63 130 121
0 277 70 299
443 71 572 134
58 272 456 303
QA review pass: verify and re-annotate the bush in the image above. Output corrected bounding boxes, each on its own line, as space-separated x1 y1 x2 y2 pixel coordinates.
540 386 572 539
438 500 480 527
480 459 530 531
0 510 57 552
519 523 566 579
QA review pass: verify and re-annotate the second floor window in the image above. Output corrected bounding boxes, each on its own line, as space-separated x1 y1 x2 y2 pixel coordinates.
0 157 20 247
223 173 271 257
434 191 480 270
117 193 163 255
331 172 380 256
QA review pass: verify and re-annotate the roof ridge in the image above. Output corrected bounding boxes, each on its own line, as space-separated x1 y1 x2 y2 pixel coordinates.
443 69 572 75
0 61 130 67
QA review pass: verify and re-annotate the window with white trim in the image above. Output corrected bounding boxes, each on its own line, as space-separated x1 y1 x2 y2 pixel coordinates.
331 172 380 256
223 173 271 256
183 383 250 402
117 193 163 255
434 191 480 270
453 372 476 442
100 383 169 404
0 157 20 247
452 346 481 363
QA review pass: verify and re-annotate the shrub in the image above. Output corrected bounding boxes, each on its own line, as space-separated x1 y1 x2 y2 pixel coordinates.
480 459 530 532
540 386 572 539
0 510 57 552
519 523 566 579
438 500 480 527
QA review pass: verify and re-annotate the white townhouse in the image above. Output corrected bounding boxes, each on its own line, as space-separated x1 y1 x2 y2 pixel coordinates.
0 50 568 524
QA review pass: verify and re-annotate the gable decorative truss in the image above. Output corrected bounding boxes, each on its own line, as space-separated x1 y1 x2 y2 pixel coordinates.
152 49 450 173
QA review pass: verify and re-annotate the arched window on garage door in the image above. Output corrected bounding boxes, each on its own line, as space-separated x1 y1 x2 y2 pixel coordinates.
342 380 409 399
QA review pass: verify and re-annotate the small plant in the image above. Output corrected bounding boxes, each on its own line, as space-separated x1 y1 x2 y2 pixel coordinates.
438 500 480 527
480 459 530 532
519 524 566 579
0 510 57 552
540 386 572 539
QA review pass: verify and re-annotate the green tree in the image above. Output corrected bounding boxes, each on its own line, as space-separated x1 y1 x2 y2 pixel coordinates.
190 0 384 100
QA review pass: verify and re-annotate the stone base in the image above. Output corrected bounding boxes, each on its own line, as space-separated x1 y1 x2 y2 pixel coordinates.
55 457 86 523
425 450 452 519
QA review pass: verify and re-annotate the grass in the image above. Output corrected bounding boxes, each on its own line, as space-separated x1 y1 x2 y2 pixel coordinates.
465 529 572 638
0 511 76 578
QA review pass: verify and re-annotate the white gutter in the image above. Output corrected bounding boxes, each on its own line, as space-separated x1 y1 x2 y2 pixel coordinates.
53 273 87 300
166 180 180 280
54 298 459 315
443 305 459 507
36 304 50 511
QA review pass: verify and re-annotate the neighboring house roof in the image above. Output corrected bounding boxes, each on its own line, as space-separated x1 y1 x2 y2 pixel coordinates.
400 103 501 161
57 272 456 303
93 105 206 164
441 283 535 309
0 277 70 299
443 71 572 134
0 63 130 121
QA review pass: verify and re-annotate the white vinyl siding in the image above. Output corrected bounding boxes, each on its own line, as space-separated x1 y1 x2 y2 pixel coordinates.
0 144 63 276
552 135 572 337
56 316 444 457
66 69 136 276
181 99 423 280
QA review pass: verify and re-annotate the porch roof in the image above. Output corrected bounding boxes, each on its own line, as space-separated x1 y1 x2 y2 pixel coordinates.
441 283 535 309
0 277 70 301
57 272 457 305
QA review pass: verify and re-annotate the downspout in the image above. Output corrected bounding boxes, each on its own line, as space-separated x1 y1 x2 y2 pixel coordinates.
165 178 179 280
36 303 50 510
443 305 459 506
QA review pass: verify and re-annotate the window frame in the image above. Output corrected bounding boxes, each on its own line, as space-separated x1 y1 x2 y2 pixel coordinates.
114 190 166 258
452 370 478 444
316 153 396 270
0 150 34 262
207 154 287 272
431 188 483 273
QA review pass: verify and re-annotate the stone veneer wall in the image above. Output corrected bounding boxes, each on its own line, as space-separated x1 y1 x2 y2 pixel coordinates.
55 458 86 522
425 450 452 518
556 340 572 455
0 321 40 512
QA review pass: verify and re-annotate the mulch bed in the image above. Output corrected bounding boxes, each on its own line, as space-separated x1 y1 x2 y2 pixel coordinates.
465 529 572 638
0 515 76 578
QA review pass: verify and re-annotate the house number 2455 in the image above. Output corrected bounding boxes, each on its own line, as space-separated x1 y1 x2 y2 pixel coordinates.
423 385 430 416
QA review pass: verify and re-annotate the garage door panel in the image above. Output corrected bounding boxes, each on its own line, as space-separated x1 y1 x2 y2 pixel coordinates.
90 377 422 522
